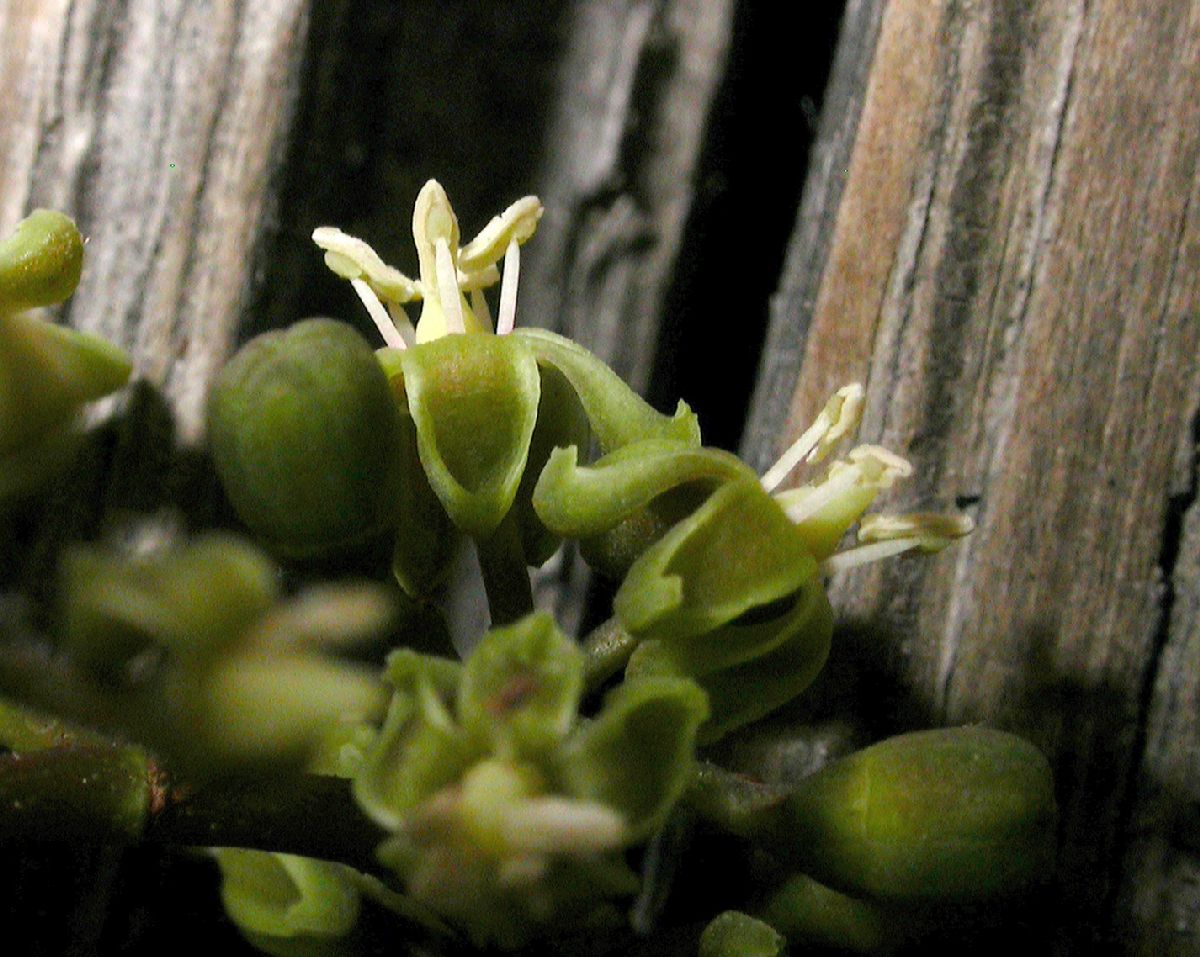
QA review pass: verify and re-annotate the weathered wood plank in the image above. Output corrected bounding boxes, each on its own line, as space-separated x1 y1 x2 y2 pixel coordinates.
0 0 311 440
522 0 736 392
1120 461 1200 953
744 0 1200 950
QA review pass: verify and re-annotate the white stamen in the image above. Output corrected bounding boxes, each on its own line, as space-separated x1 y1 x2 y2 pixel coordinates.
351 279 406 349
859 511 974 543
761 384 865 492
500 797 626 855
434 238 465 334
821 537 926 574
496 238 521 335
847 445 913 482
387 301 417 347
779 465 863 525
470 289 494 333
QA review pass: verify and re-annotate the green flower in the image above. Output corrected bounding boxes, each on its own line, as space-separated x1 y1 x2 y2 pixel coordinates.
315 184 697 575
16 534 391 776
352 612 708 948
533 384 971 741
0 210 131 501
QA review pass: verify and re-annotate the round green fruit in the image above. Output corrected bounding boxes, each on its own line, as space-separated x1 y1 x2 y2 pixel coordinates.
208 319 404 557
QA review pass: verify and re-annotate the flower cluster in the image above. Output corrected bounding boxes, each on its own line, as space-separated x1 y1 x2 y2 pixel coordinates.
0 193 1053 957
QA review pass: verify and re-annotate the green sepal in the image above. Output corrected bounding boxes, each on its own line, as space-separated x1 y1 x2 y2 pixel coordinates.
353 650 475 829
0 209 84 313
208 319 406 558
532 440 752 538
457 612 584 760
400 333 540 538
215 850 361 956
776 726 1058 901
615 478 819 643
513 328 700 451
377 347 458 597
560 676 708 841
699 911 786 957
627 577 832 743
512 361 590 565
0 310 132 456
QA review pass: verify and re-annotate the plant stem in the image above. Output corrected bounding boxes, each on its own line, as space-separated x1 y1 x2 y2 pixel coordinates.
0 746 152 843
0 729 387 869
475 510 534 625
147 773 386 870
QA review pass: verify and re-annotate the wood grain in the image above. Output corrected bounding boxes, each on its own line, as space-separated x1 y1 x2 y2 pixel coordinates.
744 0 1200 950
0 0 311 440
521 0 736 392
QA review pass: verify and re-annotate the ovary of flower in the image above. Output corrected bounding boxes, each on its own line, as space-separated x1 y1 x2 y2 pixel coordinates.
312 180 543 349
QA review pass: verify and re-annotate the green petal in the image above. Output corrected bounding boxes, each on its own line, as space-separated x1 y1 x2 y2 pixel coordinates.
757 873 887 954
0 209 84 312
215 850 361 952
59 534 279 674
377 347 458 597
513 328 699 452
615 479 819 643
532 440 752 539
400 334 539 538
627 577 832 743
699 911 786 957
208 319 405 558
197 651 384 769
776 727 1058 901
0 311 132 455
560 676 707 840
457 612 584 759
353 650 474 829
511 360 590 565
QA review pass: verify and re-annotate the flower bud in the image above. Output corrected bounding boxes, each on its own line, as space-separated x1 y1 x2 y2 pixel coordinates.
208 319 405 557
0 209 83 313
774 727 1057 901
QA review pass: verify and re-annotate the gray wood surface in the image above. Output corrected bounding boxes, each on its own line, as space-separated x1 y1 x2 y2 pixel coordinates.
743 1 1200 951
0 0 312 441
